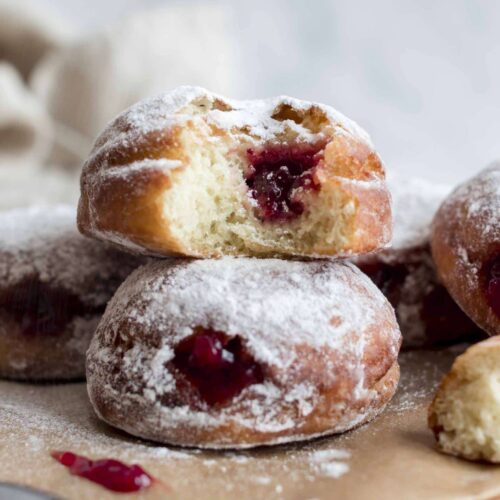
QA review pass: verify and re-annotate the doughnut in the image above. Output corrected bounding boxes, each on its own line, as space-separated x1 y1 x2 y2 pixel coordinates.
0 205 144 381
428 336 500 463
77 86 392 259
87 258 401 449
353 175 484 348
431 165 500 336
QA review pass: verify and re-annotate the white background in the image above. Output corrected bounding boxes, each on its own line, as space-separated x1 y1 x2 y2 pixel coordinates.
38 0 500 185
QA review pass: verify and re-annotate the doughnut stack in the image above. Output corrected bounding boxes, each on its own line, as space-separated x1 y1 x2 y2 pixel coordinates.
3 87 498 451
78 86 402 448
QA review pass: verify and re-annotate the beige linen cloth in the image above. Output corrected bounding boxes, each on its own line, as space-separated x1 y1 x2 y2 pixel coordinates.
0 0 70 80
0 1 238 206
33 3 240 166
0 62 52 168
0 0 70 171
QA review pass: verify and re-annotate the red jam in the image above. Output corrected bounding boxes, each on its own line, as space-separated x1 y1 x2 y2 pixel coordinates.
359 260 483 346
0 277 93 336
357 261 408 308
173 328 264 405
51 451 153 493
245 143 323 222
486 255 500 318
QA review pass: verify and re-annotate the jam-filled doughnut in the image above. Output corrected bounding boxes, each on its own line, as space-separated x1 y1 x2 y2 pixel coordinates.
428 336 500 463
87 258 401 449
78 86 392 259
0 205 144 381
431 165 500 336
354 175 483 348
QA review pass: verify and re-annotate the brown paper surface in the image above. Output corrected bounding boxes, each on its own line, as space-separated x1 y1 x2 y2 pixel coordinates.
1 347 499 500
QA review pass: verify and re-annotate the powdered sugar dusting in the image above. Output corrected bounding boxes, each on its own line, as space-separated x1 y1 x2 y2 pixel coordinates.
119 85 373 147
0 205 144 307
87 258 400 448
449 163 500 242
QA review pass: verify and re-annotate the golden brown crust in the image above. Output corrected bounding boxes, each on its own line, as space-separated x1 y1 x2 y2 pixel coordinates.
431 166 500 336
78 87 391 258
90 360 399 449
428 337 500 462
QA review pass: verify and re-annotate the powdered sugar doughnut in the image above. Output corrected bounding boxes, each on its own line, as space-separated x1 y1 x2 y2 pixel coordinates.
354 175 483 348
87 258 401 449
431 165 500 336
78 86 392 259
0 205 144 381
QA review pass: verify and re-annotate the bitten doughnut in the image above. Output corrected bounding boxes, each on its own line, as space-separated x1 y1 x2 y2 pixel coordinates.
428 337 500 463
0 205 144 381
87 258 401 449
78 86 392 259
432 165 500 336
354 175 483 348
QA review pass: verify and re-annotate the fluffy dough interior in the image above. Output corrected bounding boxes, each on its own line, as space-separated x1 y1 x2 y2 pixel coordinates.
162 127 357 256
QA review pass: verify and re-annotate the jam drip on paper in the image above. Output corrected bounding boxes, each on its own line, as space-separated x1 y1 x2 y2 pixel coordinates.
51 451 154 493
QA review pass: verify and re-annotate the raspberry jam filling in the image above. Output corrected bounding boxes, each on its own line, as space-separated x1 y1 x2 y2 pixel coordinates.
360 259 482 345
357 261 408 308
0 277 93 336
245 143 324 222
51 451 153 493
486 255 500 318
173 328 264 405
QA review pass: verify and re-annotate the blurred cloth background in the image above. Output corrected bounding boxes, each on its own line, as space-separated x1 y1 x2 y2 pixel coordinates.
1 0 499 208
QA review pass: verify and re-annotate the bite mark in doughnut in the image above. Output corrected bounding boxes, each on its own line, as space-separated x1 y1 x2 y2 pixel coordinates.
78 86 392 258
486 254 500 318
245 142 323 222
173 328 264 405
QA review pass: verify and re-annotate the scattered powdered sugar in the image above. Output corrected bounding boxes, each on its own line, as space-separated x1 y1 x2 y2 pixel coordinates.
87 257 400 448
390 346 468 412
0 348 460 496
0 382 196 463
306 448 351 478
0 205 144 307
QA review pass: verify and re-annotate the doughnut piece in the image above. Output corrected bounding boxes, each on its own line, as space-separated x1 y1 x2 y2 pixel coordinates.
78 86 392 258
432 165 500 336
0 206 144 381
354 175 484 348
87 258 401 449
428 337 500 463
